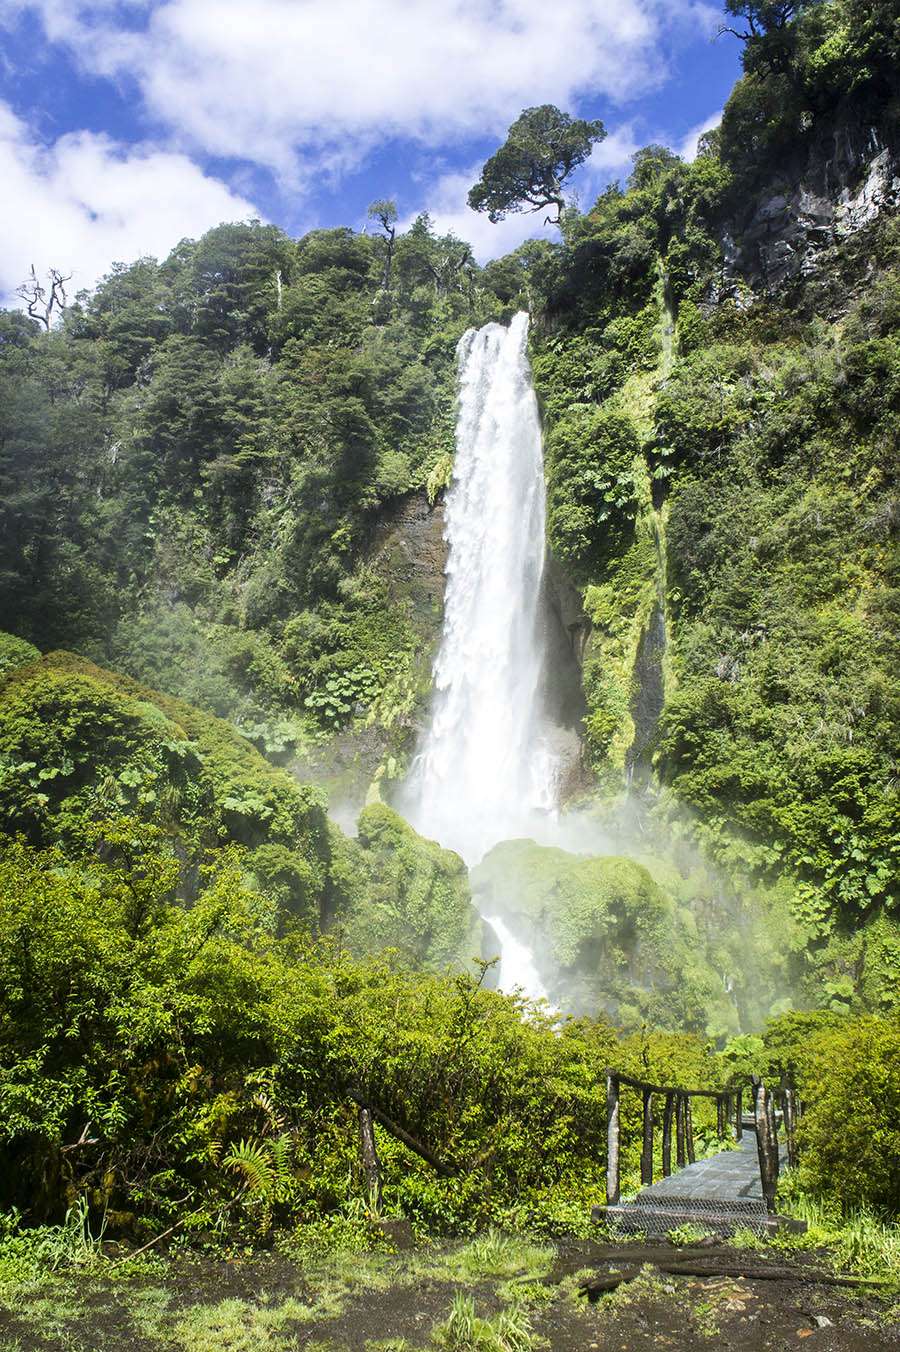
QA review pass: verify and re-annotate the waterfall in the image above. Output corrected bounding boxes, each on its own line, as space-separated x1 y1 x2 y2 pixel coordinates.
482 915 549 1004
403 312 558 997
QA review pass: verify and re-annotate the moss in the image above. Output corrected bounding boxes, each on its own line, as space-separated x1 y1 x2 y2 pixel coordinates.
346 804 480 969
472 841 733 1031
0 650 332 908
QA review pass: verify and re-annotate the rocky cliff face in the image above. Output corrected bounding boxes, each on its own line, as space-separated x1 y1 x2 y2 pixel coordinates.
719 117 900 297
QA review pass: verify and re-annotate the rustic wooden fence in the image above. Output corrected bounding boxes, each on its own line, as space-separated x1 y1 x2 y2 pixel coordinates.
605 1069 800 1213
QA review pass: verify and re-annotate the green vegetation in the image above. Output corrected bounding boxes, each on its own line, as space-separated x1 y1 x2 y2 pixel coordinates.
0 0 898 1287
520 0 900 1007
467 104 606 225
0 215 510 779
476 825 806 1039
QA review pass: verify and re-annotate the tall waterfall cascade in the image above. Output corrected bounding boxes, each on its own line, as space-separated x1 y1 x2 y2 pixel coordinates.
404 313 559 1000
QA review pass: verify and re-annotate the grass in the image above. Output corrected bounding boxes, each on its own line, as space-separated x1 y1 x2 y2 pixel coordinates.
430 1292 539 1351
666 1222 714 1246
774 1195 900 1283
0 1198 106 1288
2 1210 897 1350
170 1295 326 1351
445 1230 555 1284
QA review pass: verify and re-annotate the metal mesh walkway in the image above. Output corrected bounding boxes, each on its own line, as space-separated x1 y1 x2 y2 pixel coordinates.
601 1129 788 1237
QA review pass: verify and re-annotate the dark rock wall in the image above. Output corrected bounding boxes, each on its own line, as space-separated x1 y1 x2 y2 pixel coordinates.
719 117 900 296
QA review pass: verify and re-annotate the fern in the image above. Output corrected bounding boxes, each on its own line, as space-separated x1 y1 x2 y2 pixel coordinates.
426 452 454 504
251 1090 286 1132
268 1133 293 1195
222 1139 275 1200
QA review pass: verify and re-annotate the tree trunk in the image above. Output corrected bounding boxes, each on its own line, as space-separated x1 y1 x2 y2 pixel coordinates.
662 1092 675 1177
357 1106 382 1212
753 1077 779 1213
676 1093 686 1168
606 1074 620 1205
641 1088 654 1187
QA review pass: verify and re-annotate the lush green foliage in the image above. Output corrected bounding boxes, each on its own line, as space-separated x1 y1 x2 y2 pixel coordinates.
719 0 900 199
0 823 725 1232
524 0 900 996
345 804 477 968
795 1015 900 1212
1 0 899 1246
0 648 334 918
474 834 803 1038
0 217 511 764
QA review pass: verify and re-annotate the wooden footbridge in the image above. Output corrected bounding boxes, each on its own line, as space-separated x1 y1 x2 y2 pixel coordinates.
596 1070 805 1237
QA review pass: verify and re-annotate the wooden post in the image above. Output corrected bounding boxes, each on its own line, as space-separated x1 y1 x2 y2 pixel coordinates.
752 1076 779 1213
641 1088 654 1187
766 1084 779 1171
716 1095 726 1138
662 1092 675 1177
675 1093 686 1168
781 1076 798 1168
606 1074 621 1206
734 1088 743 1141
686 1096 696 1164
357 1105 382 1213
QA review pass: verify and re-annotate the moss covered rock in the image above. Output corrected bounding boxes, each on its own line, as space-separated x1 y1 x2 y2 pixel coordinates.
0 649 333 919
473 839 734 1032
345 803 481 970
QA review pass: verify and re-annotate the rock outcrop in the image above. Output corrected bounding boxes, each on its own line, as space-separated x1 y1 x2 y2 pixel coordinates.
719 120 900 296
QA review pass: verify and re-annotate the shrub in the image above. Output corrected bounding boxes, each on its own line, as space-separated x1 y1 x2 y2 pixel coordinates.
797 1016 900 1214
0 632 39 680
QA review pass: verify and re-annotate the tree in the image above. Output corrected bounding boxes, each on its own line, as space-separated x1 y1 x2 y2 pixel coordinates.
367 199 398 289
468 105 606 225
718 0 822 74
719 0 805 39
15 265 72 330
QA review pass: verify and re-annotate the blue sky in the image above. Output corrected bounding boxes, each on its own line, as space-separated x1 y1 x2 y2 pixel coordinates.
0 0 742 304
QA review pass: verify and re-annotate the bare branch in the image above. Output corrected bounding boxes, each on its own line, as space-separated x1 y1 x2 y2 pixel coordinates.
14 264 72 330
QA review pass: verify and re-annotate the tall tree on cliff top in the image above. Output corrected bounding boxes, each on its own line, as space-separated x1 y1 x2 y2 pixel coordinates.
468 105 606 225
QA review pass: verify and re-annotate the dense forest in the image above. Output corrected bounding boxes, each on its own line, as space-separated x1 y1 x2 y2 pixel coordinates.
1 0 898 1276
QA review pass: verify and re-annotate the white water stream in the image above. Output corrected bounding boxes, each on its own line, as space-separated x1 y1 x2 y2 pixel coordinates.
404 312 558 1001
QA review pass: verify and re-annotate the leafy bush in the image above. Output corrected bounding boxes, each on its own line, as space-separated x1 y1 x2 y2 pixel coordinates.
544 406 641 578
797 1016 900 1213
0 652 330 881
0 825 697 1232
0 632 39 679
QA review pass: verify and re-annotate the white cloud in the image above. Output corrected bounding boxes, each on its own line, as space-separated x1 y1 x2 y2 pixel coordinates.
677 109 722 161
577 122 642 199
6 0 721 179
0 101 260 303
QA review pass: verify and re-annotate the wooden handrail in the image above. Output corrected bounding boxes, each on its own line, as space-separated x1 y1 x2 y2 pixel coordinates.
602 1068 754 1099
603 1070 798 1210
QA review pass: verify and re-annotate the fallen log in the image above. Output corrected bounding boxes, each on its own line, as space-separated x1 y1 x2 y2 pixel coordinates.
659 1263 895 1288
580 1263 895 1299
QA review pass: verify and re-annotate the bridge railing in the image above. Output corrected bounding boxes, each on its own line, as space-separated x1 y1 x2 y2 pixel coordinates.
604 1069 800 1213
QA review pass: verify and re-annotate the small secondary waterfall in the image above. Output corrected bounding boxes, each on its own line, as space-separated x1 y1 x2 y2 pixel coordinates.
404 312 558 996
483 915 549 1004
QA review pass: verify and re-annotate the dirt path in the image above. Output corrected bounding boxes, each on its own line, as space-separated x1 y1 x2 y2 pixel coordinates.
0 1238 896 1350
